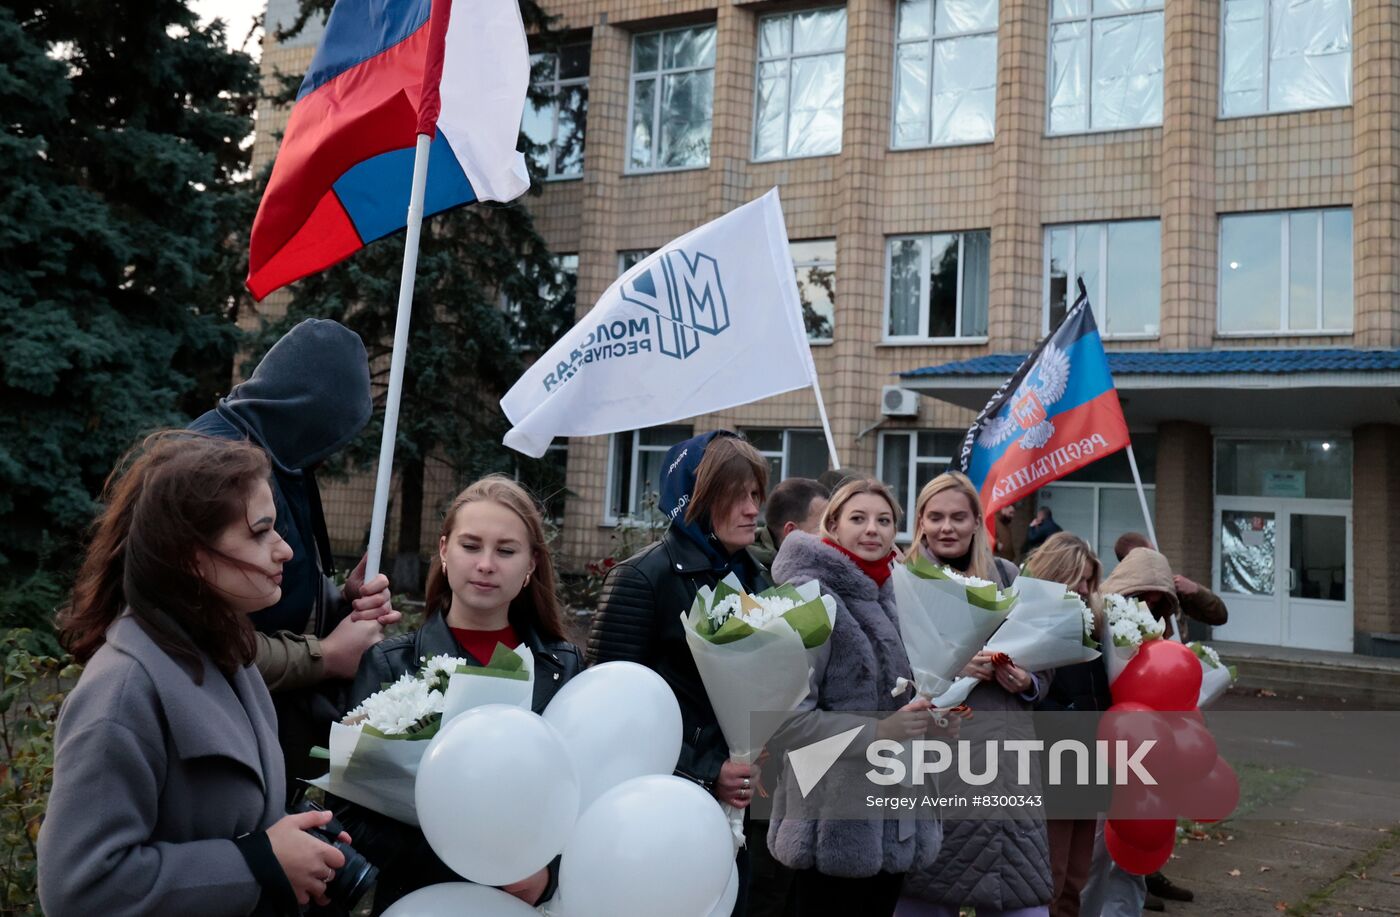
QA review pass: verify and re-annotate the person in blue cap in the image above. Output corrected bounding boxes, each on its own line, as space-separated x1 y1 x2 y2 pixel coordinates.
586 430 771 915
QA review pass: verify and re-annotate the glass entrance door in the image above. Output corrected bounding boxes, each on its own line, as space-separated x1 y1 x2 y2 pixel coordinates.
1213 498 1352 652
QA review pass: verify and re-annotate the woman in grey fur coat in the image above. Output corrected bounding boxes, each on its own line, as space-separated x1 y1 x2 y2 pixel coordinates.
767 478 945 916
896 473 1053 917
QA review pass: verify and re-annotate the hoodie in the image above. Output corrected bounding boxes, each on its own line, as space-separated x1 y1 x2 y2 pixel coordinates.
189 319 372 636
1101 547 1182 637
658 430 762 590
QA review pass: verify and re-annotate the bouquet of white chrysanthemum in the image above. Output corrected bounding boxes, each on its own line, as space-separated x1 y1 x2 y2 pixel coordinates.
890 555 1016 706
1188 641 1237 708
1102 593 1165 683
923 576 1102 709
683 573 837 847
309 646 535 824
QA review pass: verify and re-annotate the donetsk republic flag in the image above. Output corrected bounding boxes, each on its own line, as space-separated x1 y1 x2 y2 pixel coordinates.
955 284 1131 521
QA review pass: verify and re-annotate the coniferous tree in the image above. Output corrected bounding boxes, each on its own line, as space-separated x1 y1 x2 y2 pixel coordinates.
0 0 258 620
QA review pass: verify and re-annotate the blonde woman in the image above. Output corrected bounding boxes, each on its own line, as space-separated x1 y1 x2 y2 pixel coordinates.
1026 533 1105 917
897 473 1053 917
768 478 942 915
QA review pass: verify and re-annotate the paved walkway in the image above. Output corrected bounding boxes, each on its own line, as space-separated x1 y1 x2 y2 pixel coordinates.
1150 766 1400 916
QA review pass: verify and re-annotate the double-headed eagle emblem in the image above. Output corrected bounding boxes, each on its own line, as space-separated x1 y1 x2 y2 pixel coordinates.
977 342 1072 451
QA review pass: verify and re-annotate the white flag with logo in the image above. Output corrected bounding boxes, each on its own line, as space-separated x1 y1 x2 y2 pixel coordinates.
501 189 818 457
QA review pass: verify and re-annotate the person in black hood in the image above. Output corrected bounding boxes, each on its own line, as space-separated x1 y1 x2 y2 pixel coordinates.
586 430 771 915
189 319 398 799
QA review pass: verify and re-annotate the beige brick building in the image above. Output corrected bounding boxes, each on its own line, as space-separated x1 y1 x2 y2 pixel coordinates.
253 0 1400 657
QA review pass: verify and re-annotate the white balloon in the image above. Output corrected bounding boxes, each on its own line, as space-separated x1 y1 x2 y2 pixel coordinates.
558 775 734 917
415 704 579 886
542 661 683 814
706 862 740 917
381 882 539 917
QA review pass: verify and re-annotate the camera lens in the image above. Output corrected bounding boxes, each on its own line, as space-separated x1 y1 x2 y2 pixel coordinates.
326 842 378 910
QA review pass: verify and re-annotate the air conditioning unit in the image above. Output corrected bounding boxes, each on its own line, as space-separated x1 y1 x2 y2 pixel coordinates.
881 385 920 417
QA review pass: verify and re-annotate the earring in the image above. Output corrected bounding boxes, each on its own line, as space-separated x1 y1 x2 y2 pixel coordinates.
524 572 532 588
441 561 447 573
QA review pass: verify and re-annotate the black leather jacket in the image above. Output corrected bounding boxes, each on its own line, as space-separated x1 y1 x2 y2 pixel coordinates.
584 528 771 788
333 613 581 915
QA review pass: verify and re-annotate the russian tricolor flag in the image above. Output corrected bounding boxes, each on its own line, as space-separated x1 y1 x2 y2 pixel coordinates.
956 284 1131 522
246 0 530 300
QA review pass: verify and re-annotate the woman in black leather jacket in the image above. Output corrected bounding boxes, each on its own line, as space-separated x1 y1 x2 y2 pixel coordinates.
585 430 770 914
336 475 581 914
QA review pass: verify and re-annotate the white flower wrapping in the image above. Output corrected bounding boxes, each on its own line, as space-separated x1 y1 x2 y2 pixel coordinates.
681 572 837 849
308 646 536 825
1102 593 1165 683
889 563 1013 704
925 576 1102 709
1189 641 1237 708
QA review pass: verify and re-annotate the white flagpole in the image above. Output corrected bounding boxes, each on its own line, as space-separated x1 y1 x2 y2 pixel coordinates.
364 132 433 580
811 379 840 470
1126 443 1157 548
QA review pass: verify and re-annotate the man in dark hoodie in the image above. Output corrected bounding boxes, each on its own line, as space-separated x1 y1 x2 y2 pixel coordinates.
587 430 771 915
189 319 398 797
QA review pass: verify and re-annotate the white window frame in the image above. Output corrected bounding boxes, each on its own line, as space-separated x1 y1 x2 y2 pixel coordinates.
603 426 692 524
1217 0 1354 120
890 0 999 149
618 249 653 276
875 430 958 540
1046 0 1165 137
1216 208 1353 337
753 8 847 162
1041 220 1160 340
626 26 716 175
1036 480 1156 570
792 238 837 345
529 44 589 180
883 232 990 344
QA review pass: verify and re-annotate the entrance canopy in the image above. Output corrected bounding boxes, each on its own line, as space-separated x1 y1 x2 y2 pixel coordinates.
900 348 1400 428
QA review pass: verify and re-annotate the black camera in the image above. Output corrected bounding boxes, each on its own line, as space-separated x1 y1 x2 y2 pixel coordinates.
294 800 379 910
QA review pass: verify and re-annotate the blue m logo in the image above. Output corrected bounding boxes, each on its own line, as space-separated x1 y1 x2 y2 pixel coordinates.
620 249 731 360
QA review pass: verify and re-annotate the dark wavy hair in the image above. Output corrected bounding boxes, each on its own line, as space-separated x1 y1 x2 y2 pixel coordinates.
424 475 568 643
58 432 272 682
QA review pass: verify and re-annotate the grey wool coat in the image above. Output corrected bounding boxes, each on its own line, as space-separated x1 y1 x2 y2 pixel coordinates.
765 532 943 879
38 614 287 917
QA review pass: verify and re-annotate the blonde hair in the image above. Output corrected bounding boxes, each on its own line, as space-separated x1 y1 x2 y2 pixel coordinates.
820 477 902 541
903 471 994 579
1024 531 1104 629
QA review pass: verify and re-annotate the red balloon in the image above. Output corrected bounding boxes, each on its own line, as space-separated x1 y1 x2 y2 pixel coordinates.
1097 701 1174 777
1111 640 1204 711
1173 756 1240 824
1170 712 1218 783
1108 779 1174 821
1106 821 1174 875
1107 815 1175 851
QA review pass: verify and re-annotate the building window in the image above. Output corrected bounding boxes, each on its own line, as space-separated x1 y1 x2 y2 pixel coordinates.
754 8 847 161
1048 0 1163 135
1221 0 1352 118
885 231 991 341
523 43 589 179
606 425 693 522
877 431 963 539
618 250 653 275
503 253 578 350
1218 209 1352 335
628 26 716 173
514 442 569 523
1045 221 1160 337
744 429 831 486
893 0 997 147
792 239 836 343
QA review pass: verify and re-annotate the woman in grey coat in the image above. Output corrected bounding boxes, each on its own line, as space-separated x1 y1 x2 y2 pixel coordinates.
39 434 351 917
896 473 1053 917
767 477 944 916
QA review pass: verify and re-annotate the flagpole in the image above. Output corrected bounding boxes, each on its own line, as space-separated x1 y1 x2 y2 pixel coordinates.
365 132 433 580
1126 443 1158 548
811 379 841 470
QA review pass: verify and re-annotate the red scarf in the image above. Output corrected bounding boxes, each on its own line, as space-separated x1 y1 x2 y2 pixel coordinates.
823 538 898 587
